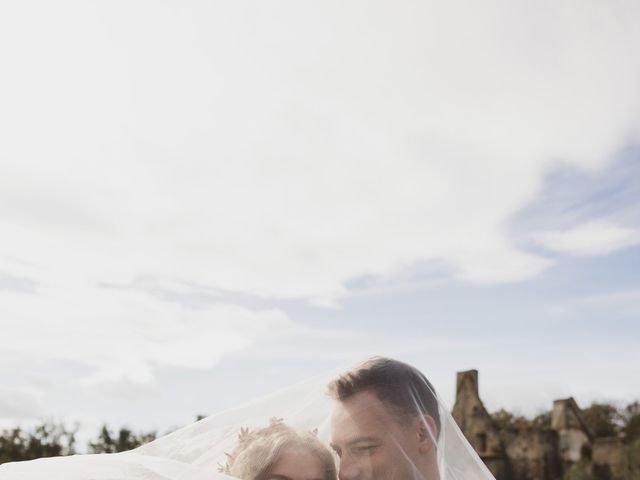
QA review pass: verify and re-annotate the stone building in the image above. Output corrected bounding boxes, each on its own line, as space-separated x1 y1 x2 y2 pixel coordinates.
452 370 500 455
452 369 625 480
593 438 628 480
551 397 594 467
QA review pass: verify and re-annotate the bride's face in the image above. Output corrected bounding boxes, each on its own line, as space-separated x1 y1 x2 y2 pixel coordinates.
265 447 327 480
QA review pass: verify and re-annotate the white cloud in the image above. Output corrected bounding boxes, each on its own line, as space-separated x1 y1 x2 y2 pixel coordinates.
0 386 44 422
0 1 638 305
532 220 640 256
0 285 294 386
0 0 639 394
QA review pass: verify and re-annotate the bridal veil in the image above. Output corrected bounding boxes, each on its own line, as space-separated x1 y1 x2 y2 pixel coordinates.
0 358 496 480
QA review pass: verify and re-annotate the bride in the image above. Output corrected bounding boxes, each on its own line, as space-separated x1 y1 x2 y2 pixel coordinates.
223 418 336 480
0 357 495 480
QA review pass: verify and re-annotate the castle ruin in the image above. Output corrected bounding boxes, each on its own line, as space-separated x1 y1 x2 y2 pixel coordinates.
452 370 628 480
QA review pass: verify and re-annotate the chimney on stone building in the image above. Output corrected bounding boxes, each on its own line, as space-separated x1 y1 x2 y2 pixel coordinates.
551 397 594 465
456 369 479 399
452 369 501 461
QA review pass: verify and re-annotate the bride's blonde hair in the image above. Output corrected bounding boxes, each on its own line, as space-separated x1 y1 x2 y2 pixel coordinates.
222 418 336 480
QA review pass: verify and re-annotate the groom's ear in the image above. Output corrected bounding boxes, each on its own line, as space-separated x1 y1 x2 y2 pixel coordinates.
415 414 438 454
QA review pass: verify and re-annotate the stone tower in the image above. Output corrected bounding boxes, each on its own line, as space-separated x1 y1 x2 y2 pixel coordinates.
551 398 594 466
452 370 505 473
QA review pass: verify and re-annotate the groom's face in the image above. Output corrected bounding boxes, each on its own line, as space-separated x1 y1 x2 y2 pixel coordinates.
330 390 420 480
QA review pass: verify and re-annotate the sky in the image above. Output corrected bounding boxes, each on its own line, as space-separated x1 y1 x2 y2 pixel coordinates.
0 0 639 446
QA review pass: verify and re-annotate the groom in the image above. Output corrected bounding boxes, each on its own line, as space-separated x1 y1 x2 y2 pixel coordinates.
327 357 441 480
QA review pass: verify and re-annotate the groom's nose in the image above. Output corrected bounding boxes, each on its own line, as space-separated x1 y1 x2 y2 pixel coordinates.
338 457 362 480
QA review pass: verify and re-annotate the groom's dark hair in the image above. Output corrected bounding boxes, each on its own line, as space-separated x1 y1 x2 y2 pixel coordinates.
327 356 441 435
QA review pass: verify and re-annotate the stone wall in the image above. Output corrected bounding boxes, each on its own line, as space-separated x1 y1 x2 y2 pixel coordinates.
502 429 562 480
593 438 627 479
452 370 626 480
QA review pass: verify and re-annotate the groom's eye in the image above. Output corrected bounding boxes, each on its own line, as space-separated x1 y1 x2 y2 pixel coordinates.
351 444 378 456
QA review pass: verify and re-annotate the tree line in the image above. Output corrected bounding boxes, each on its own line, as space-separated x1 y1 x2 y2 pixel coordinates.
0 413 211 465
1 402 639 466
0 418 197 465
489 401 640 442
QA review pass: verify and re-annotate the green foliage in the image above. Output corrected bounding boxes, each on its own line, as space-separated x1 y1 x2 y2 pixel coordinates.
623 402 640 444
564 460 596 480
0 421 157 464
533 411 552 429
583 403 623 438
491 408 533 430
88 425 156 454
0 422 77 465
491 402 639 440
579 401 640 442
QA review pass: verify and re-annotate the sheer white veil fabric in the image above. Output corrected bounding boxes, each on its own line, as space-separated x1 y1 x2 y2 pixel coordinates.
0 359 496 480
